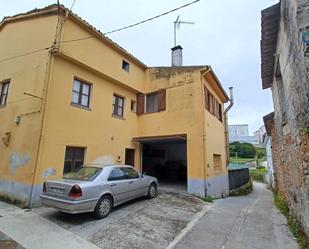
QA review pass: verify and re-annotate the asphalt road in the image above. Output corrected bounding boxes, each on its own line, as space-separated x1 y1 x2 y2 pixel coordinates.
173 182 298 249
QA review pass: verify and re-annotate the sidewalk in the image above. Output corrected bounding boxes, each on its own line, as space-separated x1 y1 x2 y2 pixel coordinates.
0 202 99 249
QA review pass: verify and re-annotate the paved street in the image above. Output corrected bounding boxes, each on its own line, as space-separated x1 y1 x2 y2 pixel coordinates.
0 190 207 249
173 182 298 249
0 183 299 249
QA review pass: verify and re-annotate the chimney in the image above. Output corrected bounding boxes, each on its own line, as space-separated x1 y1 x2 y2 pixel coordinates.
171 45 183 67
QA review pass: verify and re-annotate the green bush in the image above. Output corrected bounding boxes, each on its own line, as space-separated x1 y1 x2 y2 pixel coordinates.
229 142 256 158
250 168 266 182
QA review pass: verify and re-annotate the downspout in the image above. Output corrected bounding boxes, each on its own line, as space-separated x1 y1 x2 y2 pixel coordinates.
224 87 234 165
29 5 62 207
201 68 211 197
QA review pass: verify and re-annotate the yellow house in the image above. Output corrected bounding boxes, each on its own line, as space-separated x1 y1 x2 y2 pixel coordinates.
0 4 231 207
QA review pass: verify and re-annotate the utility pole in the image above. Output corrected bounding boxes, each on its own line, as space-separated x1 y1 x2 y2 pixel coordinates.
174 15 194 46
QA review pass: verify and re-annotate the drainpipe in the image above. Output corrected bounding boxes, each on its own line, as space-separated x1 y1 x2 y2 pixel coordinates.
201 68 211 197
224 87 234 165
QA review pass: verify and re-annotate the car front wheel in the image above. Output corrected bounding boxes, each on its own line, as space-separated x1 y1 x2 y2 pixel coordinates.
148 183 157 199
93 195 112 219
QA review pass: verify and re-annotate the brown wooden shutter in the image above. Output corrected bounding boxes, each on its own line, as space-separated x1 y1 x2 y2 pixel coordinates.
136 94 145 115
204 86 209 110
158 89 166 112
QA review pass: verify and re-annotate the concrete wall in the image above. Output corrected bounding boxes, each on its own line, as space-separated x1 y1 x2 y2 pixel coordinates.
270 0 309 237
0 15 58 206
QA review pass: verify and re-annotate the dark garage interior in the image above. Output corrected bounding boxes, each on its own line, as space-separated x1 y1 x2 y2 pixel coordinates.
140 138 187 189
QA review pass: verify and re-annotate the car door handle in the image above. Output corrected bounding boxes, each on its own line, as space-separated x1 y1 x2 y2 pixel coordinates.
129 181 133 184
110 183 117 187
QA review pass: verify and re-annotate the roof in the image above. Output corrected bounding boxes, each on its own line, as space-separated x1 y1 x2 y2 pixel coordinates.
260 3 280 89
228 163 249 170
263 112 275 136
201 67 229 102
0 4 147 69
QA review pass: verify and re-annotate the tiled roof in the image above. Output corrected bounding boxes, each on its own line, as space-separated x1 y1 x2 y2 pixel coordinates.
260 3 280 89
263 112 275 136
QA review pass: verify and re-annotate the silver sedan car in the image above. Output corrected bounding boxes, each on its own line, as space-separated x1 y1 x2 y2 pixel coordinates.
40 164 158 219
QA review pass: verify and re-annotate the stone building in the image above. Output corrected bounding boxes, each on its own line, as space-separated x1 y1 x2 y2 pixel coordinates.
261 0 309 237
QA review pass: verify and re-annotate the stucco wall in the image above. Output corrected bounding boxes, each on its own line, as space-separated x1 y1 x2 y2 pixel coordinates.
0 15 58 206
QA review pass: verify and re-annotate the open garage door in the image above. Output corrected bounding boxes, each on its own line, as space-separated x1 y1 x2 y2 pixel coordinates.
133 134 187 192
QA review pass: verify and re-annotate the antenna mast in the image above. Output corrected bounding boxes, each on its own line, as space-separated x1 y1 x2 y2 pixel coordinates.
174 15 194 46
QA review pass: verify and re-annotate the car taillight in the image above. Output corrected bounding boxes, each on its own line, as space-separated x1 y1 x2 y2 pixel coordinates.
43 182 47 192
69 185 83 198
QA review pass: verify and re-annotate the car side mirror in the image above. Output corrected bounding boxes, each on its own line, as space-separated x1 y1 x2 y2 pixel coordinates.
141 172 147 178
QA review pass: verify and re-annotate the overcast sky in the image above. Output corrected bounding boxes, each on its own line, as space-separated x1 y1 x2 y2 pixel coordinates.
1 0 278 134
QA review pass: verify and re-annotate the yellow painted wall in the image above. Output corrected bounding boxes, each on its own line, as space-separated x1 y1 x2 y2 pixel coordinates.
139 68 205 180
202 76 227 178
60 18 146 92
0 15 58 186
34 56 141 184
0 10 229 201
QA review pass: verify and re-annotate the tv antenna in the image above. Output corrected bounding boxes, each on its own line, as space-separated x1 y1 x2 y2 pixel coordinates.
174 15 195 46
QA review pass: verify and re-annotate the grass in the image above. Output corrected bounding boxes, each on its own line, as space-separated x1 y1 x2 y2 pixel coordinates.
202 196 214 203
249 167 267 182
230 156 267 165
274 192 309 249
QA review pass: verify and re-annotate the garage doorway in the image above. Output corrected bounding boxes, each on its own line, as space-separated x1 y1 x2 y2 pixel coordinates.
134 135 187 192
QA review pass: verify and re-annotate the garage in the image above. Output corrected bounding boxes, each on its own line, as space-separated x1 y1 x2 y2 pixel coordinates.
134 134 187 191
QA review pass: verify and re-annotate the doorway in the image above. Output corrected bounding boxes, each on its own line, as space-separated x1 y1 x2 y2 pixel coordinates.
125 148 135 167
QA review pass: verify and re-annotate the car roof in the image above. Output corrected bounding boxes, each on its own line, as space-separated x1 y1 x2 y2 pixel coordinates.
82 164 133 169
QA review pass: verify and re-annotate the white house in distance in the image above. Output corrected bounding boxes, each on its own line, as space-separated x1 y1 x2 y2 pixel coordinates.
228 124 259 145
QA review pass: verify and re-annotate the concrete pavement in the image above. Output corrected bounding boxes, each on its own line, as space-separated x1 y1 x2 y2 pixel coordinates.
173 182 298 249
0 201 99 249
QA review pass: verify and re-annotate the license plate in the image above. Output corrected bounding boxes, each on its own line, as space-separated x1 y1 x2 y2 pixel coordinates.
50 187 65 194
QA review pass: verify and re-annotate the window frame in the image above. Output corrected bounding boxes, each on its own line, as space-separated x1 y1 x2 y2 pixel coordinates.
71 78 91 108
63 146 86 174
0 80 10 107
122 60 130 72
107 168 128 181
112 94 125 118
122 167 140 179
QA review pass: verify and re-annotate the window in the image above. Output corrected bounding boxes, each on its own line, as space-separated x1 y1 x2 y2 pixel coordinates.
122 60 130 72
146 92 159 113
0 81 10 106
130 100 136 112
63 147 85 174
122 167 139 179
204 86 223 122
112 94 124 118
213 154 222 173
63 166 102 181
108 168 127 181
71 79 91 108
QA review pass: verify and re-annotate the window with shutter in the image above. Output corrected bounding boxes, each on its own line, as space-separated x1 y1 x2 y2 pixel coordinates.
136 94 145 115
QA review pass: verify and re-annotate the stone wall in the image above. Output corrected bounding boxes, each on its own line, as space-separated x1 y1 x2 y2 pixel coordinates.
271 0 309 237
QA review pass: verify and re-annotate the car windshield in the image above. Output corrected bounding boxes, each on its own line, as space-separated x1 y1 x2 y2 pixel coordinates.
63 166 102 181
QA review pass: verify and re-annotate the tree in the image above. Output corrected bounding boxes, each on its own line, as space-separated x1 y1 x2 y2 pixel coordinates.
229 142 256 158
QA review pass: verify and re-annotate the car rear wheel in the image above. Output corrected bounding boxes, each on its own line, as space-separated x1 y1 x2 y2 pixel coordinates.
93 195 112 219
148 183 157 199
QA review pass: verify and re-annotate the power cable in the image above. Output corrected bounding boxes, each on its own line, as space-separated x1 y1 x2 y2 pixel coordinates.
0 46 52 63
0 0 198 63
60 0 200 43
